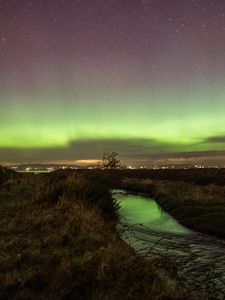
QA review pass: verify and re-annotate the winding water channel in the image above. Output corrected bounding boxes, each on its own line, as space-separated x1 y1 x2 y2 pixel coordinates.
114 190 225 299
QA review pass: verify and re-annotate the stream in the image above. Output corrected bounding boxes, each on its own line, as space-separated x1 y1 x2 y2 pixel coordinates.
114 190 225 299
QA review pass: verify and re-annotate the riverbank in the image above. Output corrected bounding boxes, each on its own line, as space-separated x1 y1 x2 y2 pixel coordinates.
0 168 191 300
122 177 225 239
69 168 225 239
115 190 225 299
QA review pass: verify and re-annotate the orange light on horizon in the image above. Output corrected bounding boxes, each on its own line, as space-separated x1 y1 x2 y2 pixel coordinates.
75 159 100 165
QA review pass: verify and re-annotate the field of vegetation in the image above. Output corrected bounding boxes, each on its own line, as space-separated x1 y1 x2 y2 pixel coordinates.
69 167 225 239
100 169 225 239
0 167 192 300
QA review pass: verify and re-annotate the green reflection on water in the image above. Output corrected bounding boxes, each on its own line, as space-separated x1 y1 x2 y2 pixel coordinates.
117 193 190 234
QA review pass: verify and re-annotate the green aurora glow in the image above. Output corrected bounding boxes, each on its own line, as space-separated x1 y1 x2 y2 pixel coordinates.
1 83 225 153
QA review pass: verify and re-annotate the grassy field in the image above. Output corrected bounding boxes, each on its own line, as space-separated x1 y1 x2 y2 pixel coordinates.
90 168 225 239
0 167 192 300
57 168 225 239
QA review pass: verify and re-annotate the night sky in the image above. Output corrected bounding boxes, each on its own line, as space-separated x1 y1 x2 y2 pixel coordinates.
1 0 225 166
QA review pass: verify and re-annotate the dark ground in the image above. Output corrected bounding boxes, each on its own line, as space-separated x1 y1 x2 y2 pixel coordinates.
0 166 192 300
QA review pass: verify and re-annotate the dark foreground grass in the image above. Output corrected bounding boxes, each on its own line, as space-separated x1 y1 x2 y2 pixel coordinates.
0 170 192 300
0 166 18 185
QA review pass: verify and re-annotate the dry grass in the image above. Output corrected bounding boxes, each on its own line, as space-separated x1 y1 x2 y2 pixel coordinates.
0 170 193 300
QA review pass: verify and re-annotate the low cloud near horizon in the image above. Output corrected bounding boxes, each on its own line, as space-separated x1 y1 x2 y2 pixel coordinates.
1 136 225 166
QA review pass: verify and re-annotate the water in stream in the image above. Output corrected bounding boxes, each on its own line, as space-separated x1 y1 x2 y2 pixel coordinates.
114 190 225 299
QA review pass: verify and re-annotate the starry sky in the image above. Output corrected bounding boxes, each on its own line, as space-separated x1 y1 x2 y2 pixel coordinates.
1 0 225 166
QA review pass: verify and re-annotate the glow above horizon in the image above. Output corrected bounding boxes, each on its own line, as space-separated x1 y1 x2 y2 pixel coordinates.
1 1 225 163
1 84 225 149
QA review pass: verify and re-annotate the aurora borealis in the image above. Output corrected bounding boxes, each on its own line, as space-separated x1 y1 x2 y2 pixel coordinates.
1 0 225 165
